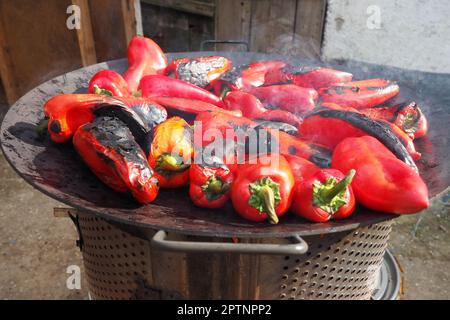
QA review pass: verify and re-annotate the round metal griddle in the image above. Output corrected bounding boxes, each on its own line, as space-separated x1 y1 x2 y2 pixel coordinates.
1 52 449 238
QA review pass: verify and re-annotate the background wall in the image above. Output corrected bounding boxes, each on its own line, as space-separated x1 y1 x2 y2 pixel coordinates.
322 0 450 73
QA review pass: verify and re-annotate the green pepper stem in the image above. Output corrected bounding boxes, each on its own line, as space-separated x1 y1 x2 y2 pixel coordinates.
93 85 113 96
321 169 356 203
208 178 224 194
261 185 279 225
36 118 49 136
157 154 190 172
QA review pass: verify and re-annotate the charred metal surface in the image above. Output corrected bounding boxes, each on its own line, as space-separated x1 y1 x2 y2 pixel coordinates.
1 54 449 238
307 108 417 170
254 120 298 135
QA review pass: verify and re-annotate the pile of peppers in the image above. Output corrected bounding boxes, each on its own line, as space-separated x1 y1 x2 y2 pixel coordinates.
40 35 430 223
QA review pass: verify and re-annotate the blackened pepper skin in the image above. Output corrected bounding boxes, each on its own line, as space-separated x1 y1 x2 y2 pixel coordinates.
73 116 159 204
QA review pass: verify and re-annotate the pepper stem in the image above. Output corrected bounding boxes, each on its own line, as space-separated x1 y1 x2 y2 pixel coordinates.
93 85 113 96
260 185 279 225
156 154 190 172
321 169 356 203
209 178 224 194
36 118 49 137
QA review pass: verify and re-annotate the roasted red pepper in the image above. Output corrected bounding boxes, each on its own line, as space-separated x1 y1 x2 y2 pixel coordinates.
223 91 302 128
194 111 331 168
43 94 159 144
140 75 224 107
300 107 420 169
265 66 353 89
332 136 429 214
319 78 400 109
189 157 233 209
88 70 130 97
214 60 286 96
166 56 232 89
230 155 294 224
73 116 159 204
249 84 318 115
150 96 241 122
291 169 356 222
148 117 193 188
123 36 168 93
43 94 109 143
360 101 428 139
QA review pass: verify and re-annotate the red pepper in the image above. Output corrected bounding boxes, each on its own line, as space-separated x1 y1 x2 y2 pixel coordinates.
299 107 420 168
332 136 429 214
230 155 294 224
140 75 224 107
43 94 159 144
249 84 318 115
43 94 108 143
150 96 241 122
319 78 400 109
148 117 193 188
223 91 302 128
292 169 356 222
88 70 130 97
123 36 168 93
189 157 233 209
265 66 353 89
73 116 159 204
213 60 286 96
166 56 232 89
194 111 331 168
360 101 428 139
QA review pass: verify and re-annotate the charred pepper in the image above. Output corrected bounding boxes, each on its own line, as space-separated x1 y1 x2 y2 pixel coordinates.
148 117 193 188
73 116 159 204
166 56 232 89
319 78 400 109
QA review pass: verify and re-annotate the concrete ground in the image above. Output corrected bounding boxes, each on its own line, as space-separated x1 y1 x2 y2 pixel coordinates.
0 98 449 299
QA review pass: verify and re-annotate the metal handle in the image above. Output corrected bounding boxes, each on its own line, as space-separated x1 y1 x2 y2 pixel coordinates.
200 40 249 52
151 230 308 256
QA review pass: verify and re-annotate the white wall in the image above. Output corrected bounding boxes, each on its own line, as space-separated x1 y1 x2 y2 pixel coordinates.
322 0 450 73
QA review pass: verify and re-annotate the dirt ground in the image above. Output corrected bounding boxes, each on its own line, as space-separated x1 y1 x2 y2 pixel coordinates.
0 101 449 300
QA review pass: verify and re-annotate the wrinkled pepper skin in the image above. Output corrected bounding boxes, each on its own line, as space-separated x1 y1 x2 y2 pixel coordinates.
73 117 159 204
231 155 294 224
265 66 353 89
140 75 224 107
150 96 241 122
360 101 428 139
292 169 356 222
319 79 400 109
123 36 168 93
223 91 302 128
249 84 318 115
189 158 234 209
300 108 419 169
148 117 193 188
214 60 286 95
166 56 232 89
88 70 130 97
194 111 331 168
332 136 429 214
